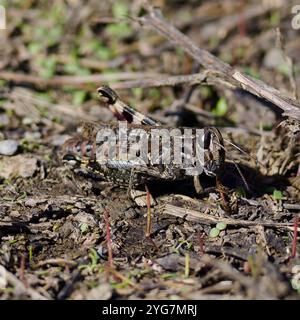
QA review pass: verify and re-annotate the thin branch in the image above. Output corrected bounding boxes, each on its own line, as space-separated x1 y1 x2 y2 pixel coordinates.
162 204 299 231
0 71 164 89
104 207 114 268
137 6 300 121
111 72 209 89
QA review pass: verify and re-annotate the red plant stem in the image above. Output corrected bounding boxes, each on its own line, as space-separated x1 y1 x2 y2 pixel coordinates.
145 185 152 238
237 12 246 37
216 177 231 215
237 0 247 36
104 208 114 268
291 214 299 259
19 254 28 288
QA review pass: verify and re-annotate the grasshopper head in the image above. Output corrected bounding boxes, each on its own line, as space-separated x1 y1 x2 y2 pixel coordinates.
203 127 225 177
60 135 84 168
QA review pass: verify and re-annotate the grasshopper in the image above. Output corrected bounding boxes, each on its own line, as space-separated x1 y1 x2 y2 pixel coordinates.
61 86 225 196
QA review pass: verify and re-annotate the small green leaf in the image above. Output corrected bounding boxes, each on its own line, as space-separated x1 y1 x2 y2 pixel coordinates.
112 2 128 18
37 57 57 79
52 223 60 232
270 11 280 26
209 36 220 48
148 88 161 99
160 273 178 280
48 25 64 46
277 63 290 77
28 42 43 55
89 248 99 267
219 52 232 63
64 63 90 76
106 23 133 40
73 91 87 106
209 228 220 238
244 67 260 79
213 98 228 116
96 46 112 60
36 93 53 103
235 47 245 59
273 189 283 200
235 187 246 197
28 245 33 262
131 87 143 99
80 222 89 234
216 222 227 231
262 123 273 131
200 86 213 99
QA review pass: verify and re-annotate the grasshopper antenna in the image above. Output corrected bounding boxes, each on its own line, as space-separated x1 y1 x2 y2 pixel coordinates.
213 140 251 193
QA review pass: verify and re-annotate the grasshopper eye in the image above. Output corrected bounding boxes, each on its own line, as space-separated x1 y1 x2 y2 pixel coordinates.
97 86 118 105
62 154 79 167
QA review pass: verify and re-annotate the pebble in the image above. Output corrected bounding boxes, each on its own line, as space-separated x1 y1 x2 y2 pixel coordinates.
24 131 42 141
51 134 71 147
22 117 35 126
0 114 10 127
74 211 97 227
10 211 21 218
85 283 112 300
0 155 38 179
0 139 19 156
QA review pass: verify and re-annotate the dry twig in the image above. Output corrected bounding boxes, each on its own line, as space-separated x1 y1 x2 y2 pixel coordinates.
162 204 299 231
137 5 300 120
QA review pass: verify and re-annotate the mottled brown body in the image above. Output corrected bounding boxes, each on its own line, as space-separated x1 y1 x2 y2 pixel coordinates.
61 86 225 189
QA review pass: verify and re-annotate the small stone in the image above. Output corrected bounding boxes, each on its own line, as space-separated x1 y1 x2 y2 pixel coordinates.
209 192 218 201
219 230 226 237
0 140 19 156
0 155 38 179
157 254 182 272
25 198 39 207
22 117 34 126
74 211 97 227
10 210 21 218
124 206 139 219
24 131 41 141
75 201 86 209
51 134 71 147
19 158 38 178
131 189 156 207
0 114 10 127
85 283 112 300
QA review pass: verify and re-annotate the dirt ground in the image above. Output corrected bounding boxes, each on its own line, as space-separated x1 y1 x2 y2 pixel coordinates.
0 0 300 300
